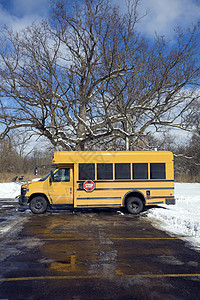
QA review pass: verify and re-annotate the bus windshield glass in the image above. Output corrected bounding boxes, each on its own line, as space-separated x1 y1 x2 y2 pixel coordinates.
40 169 56 182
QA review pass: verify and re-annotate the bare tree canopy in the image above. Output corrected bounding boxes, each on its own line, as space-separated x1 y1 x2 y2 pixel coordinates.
0 0 199 151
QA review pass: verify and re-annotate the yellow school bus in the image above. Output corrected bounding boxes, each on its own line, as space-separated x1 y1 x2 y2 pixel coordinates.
19 151 175 214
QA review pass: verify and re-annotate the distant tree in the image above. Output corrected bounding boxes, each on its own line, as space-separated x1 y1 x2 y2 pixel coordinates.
184 98 200 136
0 136 21 173
173 133 200 182
0 0 200 151
0 135 52 178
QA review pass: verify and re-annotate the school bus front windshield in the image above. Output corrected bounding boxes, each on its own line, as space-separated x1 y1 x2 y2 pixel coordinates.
39 169 55 182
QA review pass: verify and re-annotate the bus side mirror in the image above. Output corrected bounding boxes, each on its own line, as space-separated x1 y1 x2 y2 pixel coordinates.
50 170 54 183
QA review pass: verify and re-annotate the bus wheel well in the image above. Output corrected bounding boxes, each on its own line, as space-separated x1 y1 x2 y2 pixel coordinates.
29 193 50 204
123 191 146 207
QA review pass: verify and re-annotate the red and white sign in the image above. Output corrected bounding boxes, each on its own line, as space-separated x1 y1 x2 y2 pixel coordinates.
84 180 95 192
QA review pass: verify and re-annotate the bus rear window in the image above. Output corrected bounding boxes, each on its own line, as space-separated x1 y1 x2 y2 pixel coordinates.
150 163 166 179
79 163 95 180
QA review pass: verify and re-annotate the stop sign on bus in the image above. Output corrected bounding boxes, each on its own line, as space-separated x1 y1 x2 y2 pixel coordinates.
84 180 95 192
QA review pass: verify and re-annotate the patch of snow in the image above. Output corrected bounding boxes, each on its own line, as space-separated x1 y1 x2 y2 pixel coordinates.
0 179 41 199
146 183 200 251
31 178 41 182
117 211 124 215
0 182 21 198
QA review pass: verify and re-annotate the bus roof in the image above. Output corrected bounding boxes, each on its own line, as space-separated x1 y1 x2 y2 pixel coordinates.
52 151 174 164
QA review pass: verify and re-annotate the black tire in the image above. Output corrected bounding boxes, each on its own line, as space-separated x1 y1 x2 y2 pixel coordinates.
126 197 143 214
29 196 48 214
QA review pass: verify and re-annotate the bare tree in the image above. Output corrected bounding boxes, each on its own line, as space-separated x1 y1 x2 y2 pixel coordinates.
183 97 200 136
0 0 199 151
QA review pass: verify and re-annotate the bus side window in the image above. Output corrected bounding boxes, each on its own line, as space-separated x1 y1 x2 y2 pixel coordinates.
133 163 148 179
97 163 113 180
79 163 95 180
115 163 131 179
150 163 166 179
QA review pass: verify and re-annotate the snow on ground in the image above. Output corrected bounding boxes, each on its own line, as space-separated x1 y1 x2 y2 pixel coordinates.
0 182 21 199
146 183 200 251
0 182 200 250
0 179 40 199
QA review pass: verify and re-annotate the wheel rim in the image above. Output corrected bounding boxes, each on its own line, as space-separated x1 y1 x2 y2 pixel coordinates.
35 200 43 209
129 202 139 212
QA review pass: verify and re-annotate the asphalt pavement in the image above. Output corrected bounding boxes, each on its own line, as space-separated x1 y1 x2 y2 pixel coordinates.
0 200 200 299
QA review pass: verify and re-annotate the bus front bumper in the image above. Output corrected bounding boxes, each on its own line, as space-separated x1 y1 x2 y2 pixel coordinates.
18 195 29 206
165 198 176 205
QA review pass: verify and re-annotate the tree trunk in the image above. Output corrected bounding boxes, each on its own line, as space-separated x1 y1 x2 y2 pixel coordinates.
76 103 87 151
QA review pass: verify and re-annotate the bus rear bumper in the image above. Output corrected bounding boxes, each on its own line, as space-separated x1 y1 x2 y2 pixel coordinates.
165 198 176 205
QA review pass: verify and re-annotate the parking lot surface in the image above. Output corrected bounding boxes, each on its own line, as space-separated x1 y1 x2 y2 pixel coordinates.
0 201 200 299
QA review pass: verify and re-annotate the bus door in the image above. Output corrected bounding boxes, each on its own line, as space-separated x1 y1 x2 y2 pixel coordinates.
48 167 73 204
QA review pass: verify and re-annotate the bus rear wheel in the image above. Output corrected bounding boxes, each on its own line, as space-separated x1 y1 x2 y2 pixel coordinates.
29 196 48 214
126 197 143 214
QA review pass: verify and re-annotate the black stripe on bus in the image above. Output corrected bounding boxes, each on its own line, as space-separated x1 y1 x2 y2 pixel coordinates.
147 202 164 205
77 197 121 200
77 187 174 191
77 196 174 201
148 196 174 199
76 204 121 208
77 180 174 183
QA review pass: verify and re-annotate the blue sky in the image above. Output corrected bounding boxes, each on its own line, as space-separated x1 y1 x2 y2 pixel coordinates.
0 0 200 37
0 0 50 29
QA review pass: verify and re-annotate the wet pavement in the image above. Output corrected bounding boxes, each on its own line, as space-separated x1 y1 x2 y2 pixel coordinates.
0 201 200 299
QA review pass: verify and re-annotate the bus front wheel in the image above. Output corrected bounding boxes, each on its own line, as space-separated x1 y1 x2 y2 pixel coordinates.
126 197 143 214
29 196 48 214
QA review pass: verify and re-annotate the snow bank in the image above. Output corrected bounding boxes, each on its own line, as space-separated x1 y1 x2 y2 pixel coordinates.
0 179 40 199
146 183 200 251
0 182 21 198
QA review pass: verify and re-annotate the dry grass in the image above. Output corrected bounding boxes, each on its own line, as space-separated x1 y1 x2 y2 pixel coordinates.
175 174 200 183
0 172 42 183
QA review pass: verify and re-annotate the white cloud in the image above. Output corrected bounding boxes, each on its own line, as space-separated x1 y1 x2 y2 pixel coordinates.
1 0 200 38
139 0 200 37
0 0 49 30
0 4 17 28
113 0 200 38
